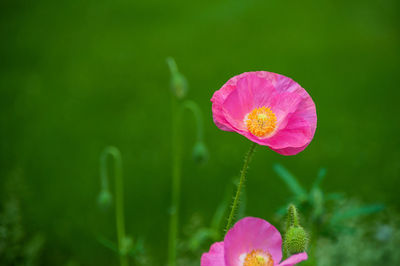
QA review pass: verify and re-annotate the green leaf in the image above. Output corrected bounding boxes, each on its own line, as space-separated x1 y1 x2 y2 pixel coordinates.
276 205 289 216
129 238 145 257
274 164 307 199
96 235 118 253
310 188 324 219
312 168 327 190
210 182 233 234
325 193 344 201
330 204 385 224
189 228 214 251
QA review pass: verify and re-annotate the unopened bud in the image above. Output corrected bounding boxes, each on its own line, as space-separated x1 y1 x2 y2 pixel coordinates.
167 57 188 99
192 141 209 164
284 226 308 255
97 190 112 209
171 73 188 99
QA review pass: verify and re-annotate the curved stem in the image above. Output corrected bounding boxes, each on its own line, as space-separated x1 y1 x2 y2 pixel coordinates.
225 143 257 232
101 146 128 266
181 100 204 142
100 153 111 193
166 59 205 265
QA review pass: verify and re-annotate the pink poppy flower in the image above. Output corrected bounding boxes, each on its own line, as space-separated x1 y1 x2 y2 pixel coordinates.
201 217 308 266
211 71 317 155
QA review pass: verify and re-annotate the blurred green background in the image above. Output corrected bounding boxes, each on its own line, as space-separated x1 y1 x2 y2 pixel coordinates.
1 0 399 265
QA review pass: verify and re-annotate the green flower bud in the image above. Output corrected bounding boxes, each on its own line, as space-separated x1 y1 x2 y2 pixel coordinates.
97 190 112 209
171 73 188 99
284 226 308 255
167 57 188 99
192 141 209 164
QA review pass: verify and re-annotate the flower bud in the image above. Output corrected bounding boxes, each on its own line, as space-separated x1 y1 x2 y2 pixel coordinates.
284 226 308 255
97 190 112 209
192 141 209 164
171 73 188 99
167 57 188 99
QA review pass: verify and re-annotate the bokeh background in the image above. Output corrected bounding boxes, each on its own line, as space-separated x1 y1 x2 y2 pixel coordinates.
1 0 399 265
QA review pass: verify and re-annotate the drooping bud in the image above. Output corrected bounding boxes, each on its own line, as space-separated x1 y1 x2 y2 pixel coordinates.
171 72 188 99
167 57 188 99
192 141 209 164
284 225 308 255
97 189 112 209
98 146 122 211
181 100 208 164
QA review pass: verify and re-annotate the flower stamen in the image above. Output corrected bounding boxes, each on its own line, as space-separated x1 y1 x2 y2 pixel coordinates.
243 249 274 266
246 107 277 137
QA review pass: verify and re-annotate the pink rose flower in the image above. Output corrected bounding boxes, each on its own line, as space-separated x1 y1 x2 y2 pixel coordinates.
211 71 317 155
201 217 308 266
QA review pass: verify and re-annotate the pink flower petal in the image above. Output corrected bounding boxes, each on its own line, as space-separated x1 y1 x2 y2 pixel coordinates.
259 117 314 149
201 242 225 266
211 72 278 131
221 74 276 129
270 143 310 156
278 252 308 266
211 71 317 156
224 217 282 266
211 84 236 131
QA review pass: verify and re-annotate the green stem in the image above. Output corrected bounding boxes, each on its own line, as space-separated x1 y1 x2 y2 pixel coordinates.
101 147 128 266
182 100 204 142
225 142 257 232
168 95 181 266
100 153 110 193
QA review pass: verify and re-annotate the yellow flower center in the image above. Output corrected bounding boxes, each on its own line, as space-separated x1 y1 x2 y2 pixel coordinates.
246 107 277 137
243 249 274 266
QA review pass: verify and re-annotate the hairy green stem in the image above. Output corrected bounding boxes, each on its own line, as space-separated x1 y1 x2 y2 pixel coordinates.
287 204 299 230
101 147 128 266
225 142 257 232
